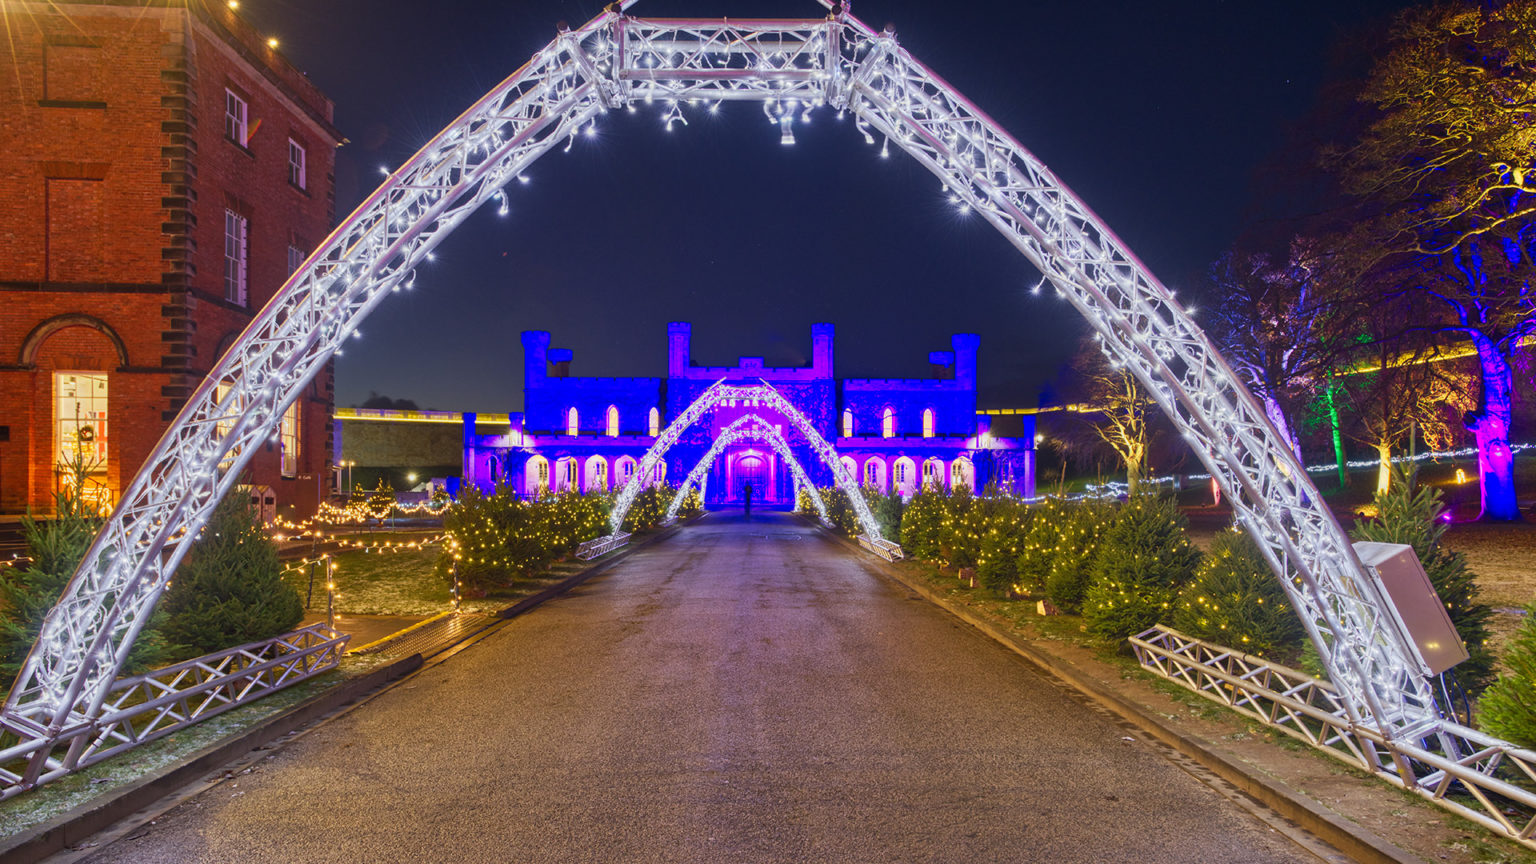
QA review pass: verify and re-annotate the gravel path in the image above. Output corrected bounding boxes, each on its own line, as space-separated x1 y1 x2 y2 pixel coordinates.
85 513 1318 864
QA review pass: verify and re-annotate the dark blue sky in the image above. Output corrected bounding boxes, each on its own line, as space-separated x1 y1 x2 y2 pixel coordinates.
240 0 1420 412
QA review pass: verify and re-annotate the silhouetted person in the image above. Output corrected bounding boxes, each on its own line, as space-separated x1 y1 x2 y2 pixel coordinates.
743 482 753 519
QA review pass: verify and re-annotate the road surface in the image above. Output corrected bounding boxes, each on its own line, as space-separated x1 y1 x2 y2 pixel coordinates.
85 512 1321 863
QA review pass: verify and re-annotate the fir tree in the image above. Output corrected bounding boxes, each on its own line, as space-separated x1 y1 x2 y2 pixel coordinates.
1083 496 1200 641
1478 602 1536 748
159 494 303 655
1041 499 1117 614
1351 468 1495 693
1172 527 1304 661
899 487 946 561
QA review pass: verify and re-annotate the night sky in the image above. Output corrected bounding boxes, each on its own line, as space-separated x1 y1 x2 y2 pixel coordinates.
237 0 1422 413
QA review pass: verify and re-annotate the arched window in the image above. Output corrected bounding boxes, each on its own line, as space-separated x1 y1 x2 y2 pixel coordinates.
842 409 853 438
566 407 579 436
950 457 974 492
840 456 858 485
922 408 935 438
923 458 944 488
555 457 577 492
881 407 895 439
606 405 619 437
648 407 660 436
863 458 886 492
585 455 609 492
652 461 667 484
615 456 637 487
893 457 917 497
526 455 550 494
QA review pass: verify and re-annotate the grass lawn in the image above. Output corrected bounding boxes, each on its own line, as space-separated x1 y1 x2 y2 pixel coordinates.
283 546 451 617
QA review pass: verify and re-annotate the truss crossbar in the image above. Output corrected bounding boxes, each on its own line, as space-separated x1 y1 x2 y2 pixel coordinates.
0 624 345 799
2 5 1465 795
576 531 632 560
1132 625 1536 847
858 535 904 562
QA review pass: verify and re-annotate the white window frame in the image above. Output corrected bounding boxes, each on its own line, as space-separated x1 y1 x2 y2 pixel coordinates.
606 405 619 437
224 209 248 306
922 408 936 438
225 89 248 146
287 244 304 277
54 372 110 502
287 138 307 189
648 407 659 436
881 408 895 439
566 407 579 436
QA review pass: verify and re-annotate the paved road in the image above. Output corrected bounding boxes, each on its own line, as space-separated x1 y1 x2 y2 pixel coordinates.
87 513 1318 863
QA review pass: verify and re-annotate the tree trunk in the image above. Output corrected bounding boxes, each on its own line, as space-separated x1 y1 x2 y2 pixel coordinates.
1467 337 1521 521
1324 381 1349 489
1262 395 1303 463
1374 441 1393 497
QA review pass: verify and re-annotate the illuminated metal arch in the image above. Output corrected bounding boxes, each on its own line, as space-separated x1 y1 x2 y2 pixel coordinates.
663 414 832 525
607 379 879 538
2 1 1442 793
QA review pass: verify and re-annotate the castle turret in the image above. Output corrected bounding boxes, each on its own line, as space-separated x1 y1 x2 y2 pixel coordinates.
952 333 980 390
812 322 835 377
521 330 550 390
668 321 692 378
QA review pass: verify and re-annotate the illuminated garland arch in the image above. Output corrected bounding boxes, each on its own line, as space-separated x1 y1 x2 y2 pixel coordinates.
663 413 832 525
1 0 1449 793
607 379 878 538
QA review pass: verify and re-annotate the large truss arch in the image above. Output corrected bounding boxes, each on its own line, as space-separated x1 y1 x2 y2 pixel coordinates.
1 1 1445 795
664 414 831 524
607 379 878 538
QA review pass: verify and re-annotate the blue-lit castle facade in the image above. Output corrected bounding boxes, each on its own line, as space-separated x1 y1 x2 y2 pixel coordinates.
460 322 1034 505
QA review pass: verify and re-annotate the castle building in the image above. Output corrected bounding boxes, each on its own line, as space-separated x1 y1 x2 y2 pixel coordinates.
0 1 342 518
461 323 1035 504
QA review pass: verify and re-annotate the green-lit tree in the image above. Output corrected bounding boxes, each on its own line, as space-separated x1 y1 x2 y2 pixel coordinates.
1478 602 1536 747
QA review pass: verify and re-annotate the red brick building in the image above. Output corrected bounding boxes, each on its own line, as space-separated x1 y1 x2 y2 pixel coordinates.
0 0 342 519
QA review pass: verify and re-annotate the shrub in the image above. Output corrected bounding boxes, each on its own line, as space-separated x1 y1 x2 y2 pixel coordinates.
1039 499 1117 613
0 466 167 681
900 487 946 560
1083 496 1200 641
1351 470 1495 693
1172 527 1304 660
543 491 610 554
677 486 704 518
439 485 550 593
1014 498 1067 596
622 484 670 533
159 494 303 656
935 489 976 567
867 486 905 542
1478 602 1536 747
973 496 1030 595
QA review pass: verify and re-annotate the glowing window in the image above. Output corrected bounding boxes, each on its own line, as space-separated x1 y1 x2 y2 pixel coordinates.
648 407 660 436
881 408 895 438
923 459 943 487
894 461 909 483
566 407 579 436
280 400 300 477
842 409 853 438
922 408 935 438
606 405 619 437
54 372 109 505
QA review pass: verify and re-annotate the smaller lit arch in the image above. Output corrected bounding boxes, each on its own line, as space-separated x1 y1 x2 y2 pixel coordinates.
606 405 619 437
584 455 609 492
922 408 935 438
922 458 945 489
566 407 579 436
950 457 974 492
648 407 660 436
842 409 853 438
526 455 550 495
881 407 895 439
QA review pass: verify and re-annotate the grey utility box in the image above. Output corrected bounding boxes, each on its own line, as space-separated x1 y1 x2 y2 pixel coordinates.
1353 541 1470 677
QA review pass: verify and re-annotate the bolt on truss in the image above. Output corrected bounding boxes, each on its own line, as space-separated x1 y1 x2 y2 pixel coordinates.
0 1 1465 799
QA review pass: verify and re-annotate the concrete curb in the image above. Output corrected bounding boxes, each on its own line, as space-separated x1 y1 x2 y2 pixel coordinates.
815 525 1428 864
0 520 691 862
0 653 424 864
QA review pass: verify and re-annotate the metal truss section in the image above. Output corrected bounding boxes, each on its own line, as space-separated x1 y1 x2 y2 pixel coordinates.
575 531 632 561
609 379 880 540
664 414 832 525
2 2 1468 796
1133 626 1536 848
858 535 905 562
0 624 344 800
